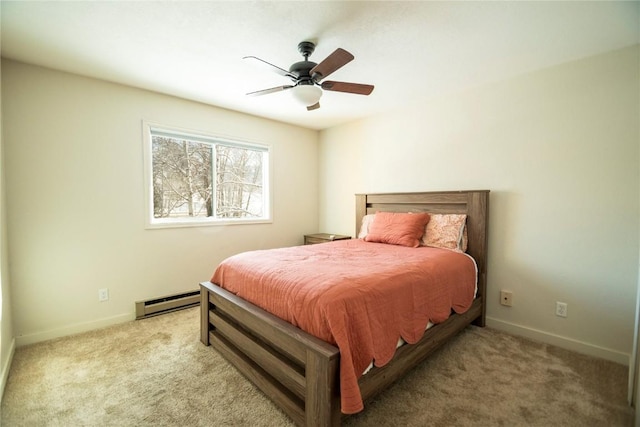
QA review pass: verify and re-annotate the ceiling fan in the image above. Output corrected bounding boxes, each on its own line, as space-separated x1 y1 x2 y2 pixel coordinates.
243 41 374 111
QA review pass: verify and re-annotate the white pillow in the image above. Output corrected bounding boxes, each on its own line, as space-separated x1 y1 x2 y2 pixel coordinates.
358 214 376 239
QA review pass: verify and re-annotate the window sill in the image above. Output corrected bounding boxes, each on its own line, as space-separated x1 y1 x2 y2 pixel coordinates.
145 217 273 229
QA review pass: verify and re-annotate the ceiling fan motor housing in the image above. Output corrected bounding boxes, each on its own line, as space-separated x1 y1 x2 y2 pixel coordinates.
289 61 317 83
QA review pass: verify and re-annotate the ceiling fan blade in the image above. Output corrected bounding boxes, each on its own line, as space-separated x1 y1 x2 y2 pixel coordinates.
321 81 374 95
246 85 293 97
243 56 296 79
307 102 320 111
310 48 354 81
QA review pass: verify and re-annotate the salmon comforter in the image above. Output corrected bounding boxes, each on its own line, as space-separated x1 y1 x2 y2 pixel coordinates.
211 239 477 414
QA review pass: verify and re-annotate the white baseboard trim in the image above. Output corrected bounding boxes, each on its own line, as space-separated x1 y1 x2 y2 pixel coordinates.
1 337 16 402
486 316 630 366
15 312 134 347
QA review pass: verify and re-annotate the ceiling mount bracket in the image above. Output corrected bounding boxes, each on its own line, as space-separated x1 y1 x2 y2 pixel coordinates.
297 41 316 60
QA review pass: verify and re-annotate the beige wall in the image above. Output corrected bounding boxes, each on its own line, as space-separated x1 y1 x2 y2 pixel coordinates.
1 53 16 398
2 60 319 344
319 45 640 364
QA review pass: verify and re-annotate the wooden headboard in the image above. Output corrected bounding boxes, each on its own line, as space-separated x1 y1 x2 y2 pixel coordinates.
355 190 489 322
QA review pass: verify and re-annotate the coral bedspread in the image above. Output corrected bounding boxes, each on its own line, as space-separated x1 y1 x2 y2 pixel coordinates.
211 239 477 414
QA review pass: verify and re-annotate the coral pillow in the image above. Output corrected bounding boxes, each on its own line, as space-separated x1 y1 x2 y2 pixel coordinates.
364 212 430 248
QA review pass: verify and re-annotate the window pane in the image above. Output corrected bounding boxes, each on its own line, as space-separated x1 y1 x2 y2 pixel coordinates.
146 123 270 227
216 145 264 218
152 136 213 219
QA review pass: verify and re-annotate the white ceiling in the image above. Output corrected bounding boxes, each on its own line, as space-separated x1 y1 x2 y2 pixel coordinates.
1 1 638 130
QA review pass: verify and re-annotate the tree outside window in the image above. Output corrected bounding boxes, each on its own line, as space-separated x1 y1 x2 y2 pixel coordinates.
145 124 270 227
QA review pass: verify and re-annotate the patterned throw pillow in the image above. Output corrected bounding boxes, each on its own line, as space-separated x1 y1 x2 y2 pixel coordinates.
421 214 467 252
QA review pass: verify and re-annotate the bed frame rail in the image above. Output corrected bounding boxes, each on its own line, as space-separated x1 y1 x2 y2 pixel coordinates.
358 297 483 401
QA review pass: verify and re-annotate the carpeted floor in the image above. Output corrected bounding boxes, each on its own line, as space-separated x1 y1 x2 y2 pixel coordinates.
1 307 634 426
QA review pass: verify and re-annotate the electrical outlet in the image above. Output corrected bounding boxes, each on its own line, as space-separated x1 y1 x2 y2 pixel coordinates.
556 301 568 317
500 290 513 307
98 288 109 302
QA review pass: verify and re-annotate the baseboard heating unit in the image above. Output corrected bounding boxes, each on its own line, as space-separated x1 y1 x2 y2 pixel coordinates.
135 290 200 320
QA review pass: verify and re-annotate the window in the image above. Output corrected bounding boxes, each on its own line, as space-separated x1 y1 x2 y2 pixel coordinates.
143 123 271 227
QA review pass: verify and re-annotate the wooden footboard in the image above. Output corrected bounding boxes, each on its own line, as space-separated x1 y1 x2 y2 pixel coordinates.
200 281 341 426
200 190 489 426
201 281 483 426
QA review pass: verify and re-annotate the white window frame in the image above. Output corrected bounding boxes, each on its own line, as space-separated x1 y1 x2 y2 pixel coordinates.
142 121 272 229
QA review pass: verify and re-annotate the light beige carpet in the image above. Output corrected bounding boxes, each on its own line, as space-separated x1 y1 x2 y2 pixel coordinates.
1 307 633 426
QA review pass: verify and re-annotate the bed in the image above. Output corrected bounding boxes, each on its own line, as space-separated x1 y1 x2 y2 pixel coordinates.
200 190 489 426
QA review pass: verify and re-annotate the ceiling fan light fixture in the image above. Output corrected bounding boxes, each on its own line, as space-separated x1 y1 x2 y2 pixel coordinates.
291 84 322 107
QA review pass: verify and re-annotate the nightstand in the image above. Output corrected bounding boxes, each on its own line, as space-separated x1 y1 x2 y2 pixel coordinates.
304 233 351 245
